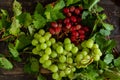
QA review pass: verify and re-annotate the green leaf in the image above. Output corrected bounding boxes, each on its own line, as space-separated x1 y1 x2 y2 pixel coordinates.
100 29 111 36
99 60 107 69
53 0 65 10
17 12 32 27
9 17 21 36
114 57 120 67
33 13 46 29
8 43 19 58
0 57 13 69
0 20 2 29
1 9 8 16
37 74 46 80
13 0 22 16
65 0 80 6
30 57 39 72
102 22 114 31
95 5 104 12
15 34 32 50
88 0 100 11
82 11 89 19
34 3 44 15
104 54 114 64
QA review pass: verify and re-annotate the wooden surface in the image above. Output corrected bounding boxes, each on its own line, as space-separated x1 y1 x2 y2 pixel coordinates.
0 0 120 80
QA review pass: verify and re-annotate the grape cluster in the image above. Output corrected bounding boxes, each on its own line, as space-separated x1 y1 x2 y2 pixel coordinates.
49 6 90 45
31 29 102 80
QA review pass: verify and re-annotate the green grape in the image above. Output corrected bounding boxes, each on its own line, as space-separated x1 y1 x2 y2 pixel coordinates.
66 57 73 64
81 55 91 64
45 32 52 38
44 32 51 41
58 41 63 46
56 46 64 54
34 33 41 40
39 37 45 43
86 39 94 48
32 39 38 46
58 63 66 70
75 54 83 62
42 54 49 60
71 47 78 54
50 38 56 44
68 73 74 79
38 51 44 56
60 71 66 77
52 72 59 79
45 47 52 55
65 43 72 51
38 29 45 35
32 48 39 54
64 38 71 44
81 40 87 48
92 43 99 49
49 64 58 72
93 55 100 61
80 51 88 57
71 67 76 72
36 44 41 51
67 52 72 57
82 48 90 53
59 55 66 63
40 43 47 50
46 40 52 47
44 60 52 68
93 48 102 56
62 50 68 55
50 51 58 58
52 43 59 50
65 68 71 75
39 57 45 63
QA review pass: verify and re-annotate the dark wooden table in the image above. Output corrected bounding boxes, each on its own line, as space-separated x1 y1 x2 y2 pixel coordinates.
0 0 120 80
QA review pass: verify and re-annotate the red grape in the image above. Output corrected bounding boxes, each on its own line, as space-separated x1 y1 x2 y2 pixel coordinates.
51 22 58 28
49 28 55 35
70 16 77 22
63 7 69 14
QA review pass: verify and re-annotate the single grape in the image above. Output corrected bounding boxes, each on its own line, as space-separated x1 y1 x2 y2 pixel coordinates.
52 43 59 50
68 72 74 79
67 52 72 57
52 72 59 80
34 33 41 40
45 47 52 55
40 43 47 50
39 57 45 63
59 71 66 77
93 55 100 61
32 48 39 55
46 40 52 47
49 64 58 72
82 48 90 53
81 55 91 64
62 50 68 55
50 51 57 58
86 39 94 48
71 66 76 72
81 40 87 48
67 57 73 64
32 39 38 46
44 60 52 68
71 46 78 54
50 38 56 44
93 48 102 56
65 43 72 51
59 55 66 63
56 46 64 54
38 51 44 56
75 54 83 62
58 63 66 70
38 29 45 35
92 44 99 49
36 44 41 51
39 37 45 43
44 32 51 40
65 68 71 75
64 38 71 44
80 51 88 57
41 54 49 60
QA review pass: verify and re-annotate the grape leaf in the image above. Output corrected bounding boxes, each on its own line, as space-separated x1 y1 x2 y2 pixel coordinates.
37 74 46 80
0 57 13 70
114 57 120 67
65 0 80 6
8 43 19 58
53 0 65 10
102 22 114 31
15 34 32 50
100 29 111 36
82 11 89 19
34 3 44 15
88 0 100 11
17 12 32 27
104 54 114 64
33 13 46 29
9 17 21 36
13 0 22 16
0 20 2 29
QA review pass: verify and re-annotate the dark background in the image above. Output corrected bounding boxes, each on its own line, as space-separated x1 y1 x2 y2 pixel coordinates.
0 0 120 80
